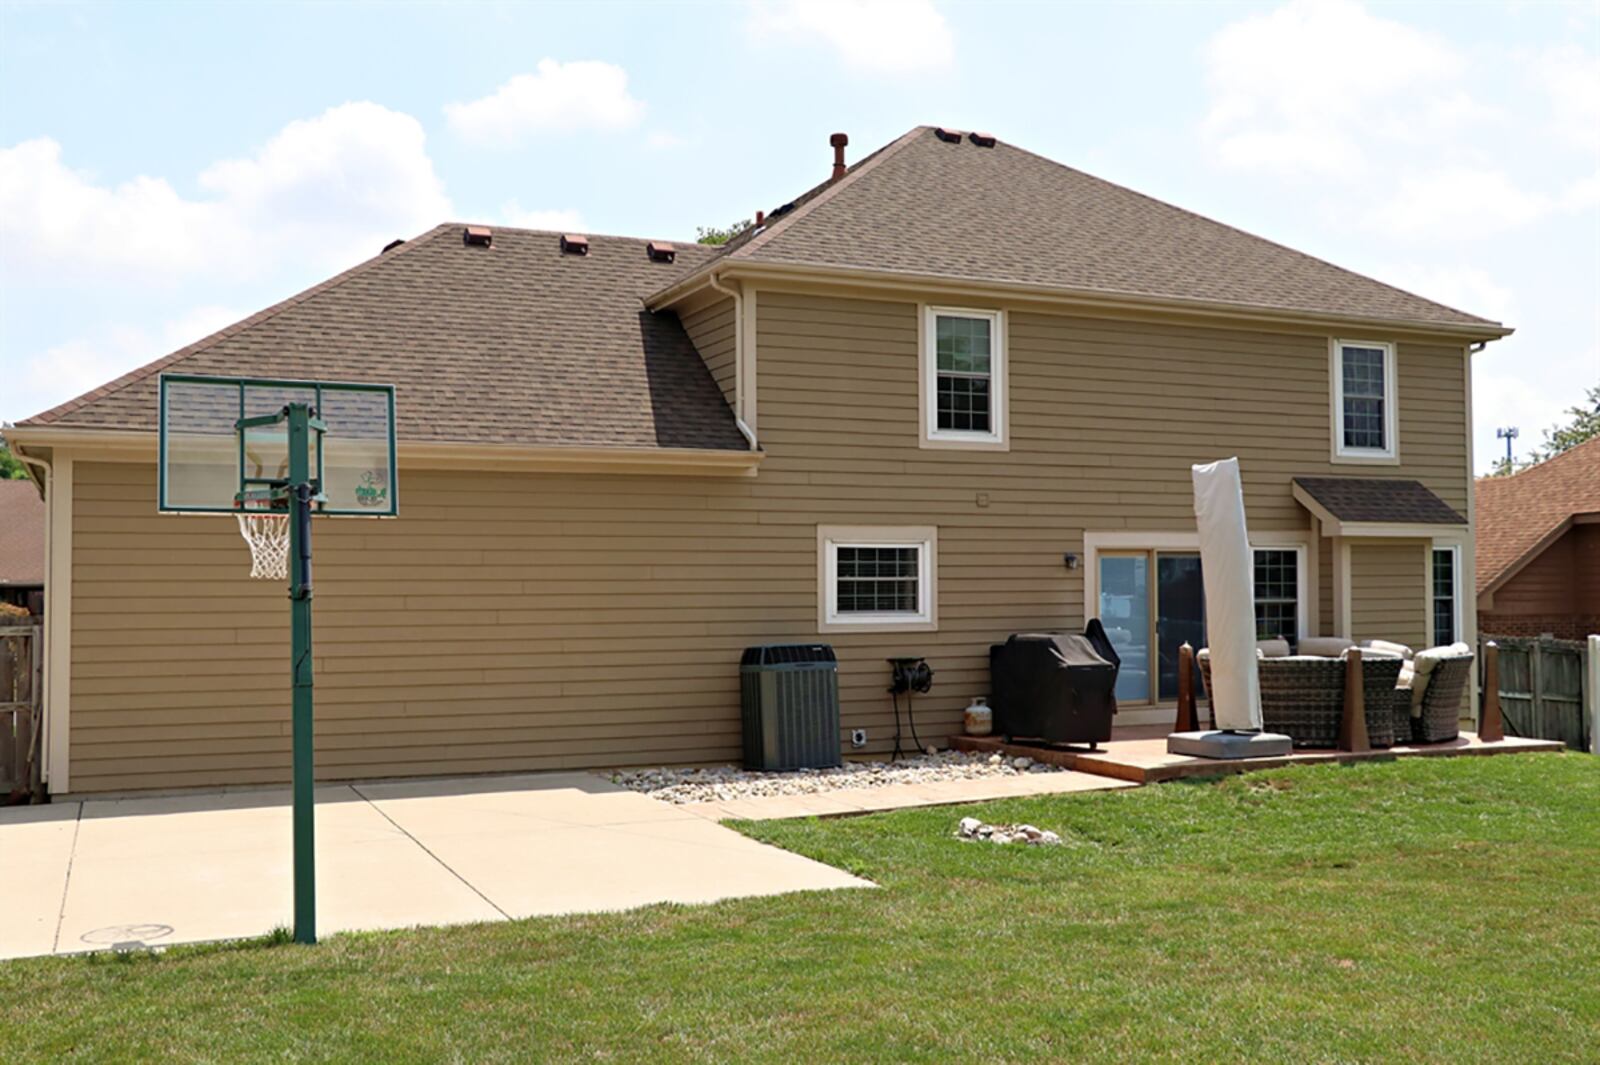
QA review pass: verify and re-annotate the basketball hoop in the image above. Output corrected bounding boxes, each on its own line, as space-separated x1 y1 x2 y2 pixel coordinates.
237 510 291 581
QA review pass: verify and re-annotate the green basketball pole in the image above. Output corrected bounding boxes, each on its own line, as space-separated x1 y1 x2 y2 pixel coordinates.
286 402 317 945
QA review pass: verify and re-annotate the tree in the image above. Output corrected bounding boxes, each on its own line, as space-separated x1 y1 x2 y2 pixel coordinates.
0 439 29 480
1526 385 1600 465
695 219 751 246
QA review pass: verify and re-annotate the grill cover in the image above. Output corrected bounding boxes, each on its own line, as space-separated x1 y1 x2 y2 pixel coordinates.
990 633 1118 745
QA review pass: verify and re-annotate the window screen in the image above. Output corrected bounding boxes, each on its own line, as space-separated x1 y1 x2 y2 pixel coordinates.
1253 549 1299 640
935 314 992 433
1432 548 1457 645
835 546 921 614
1341 345 1388 451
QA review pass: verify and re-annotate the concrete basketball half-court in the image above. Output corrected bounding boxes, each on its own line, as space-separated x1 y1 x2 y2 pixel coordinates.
0 772 870 961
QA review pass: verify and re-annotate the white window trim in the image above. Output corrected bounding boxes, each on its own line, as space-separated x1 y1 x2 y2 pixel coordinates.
818 525 938 633
1330 339 1399 464
1429 541 1463 648
919 305 1008 451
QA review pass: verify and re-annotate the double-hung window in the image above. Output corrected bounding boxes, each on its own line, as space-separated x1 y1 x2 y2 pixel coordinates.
923 307 1006 448
1332 340 1397 461
1432 546 1460 646
1253 549 1300 641
819 526 937 632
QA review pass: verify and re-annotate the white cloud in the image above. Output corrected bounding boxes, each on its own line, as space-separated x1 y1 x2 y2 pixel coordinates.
1201 0 1482 176
500 203 586 232
444 60 644 145
0 102 451 288
1365 169 1553 239
1527 44 1600 151
749 0 954 74
10 305 242 422
644 130 690 151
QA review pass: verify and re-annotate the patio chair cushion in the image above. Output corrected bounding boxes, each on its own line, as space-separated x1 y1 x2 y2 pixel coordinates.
1363 639 1415 660
1297 636 1354 657
1257 638 1291 658
1408 642 1472 712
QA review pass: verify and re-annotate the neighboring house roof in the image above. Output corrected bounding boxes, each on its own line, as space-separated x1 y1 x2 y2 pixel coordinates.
666 126 1503 333
1293 477 1467 525
0 479 45 586
1476 437 1600 594
18 227 747 452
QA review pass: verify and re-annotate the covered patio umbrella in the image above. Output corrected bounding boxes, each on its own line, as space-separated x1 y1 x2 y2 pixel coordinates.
1192 456 1262 731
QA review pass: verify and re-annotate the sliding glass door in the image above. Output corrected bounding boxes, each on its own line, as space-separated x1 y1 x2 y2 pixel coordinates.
1098 551 1206 704
1097 544 1305 705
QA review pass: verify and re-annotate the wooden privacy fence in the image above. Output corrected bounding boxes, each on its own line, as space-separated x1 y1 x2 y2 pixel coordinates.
1 621 44 800
1482 634 1594 752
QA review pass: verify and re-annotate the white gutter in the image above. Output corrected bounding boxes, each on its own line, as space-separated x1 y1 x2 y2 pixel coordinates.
705 270 759 451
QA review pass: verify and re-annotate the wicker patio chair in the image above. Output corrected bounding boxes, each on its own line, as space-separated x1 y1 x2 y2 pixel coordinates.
1199 652 1401 748
1392 652 1472 744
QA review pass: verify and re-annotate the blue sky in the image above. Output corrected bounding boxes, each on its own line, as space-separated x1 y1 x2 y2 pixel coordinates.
2 0 1595 471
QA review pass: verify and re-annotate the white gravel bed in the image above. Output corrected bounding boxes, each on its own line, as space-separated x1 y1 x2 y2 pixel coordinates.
609 750 1059 804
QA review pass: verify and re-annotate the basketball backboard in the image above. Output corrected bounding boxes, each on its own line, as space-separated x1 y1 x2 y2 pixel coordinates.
158 374 397 516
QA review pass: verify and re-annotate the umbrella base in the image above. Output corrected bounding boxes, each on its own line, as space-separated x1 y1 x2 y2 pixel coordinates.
1166 730 1292 760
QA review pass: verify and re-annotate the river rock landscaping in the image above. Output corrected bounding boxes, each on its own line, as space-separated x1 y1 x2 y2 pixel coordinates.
956 816 1062 845
609 750 1058 804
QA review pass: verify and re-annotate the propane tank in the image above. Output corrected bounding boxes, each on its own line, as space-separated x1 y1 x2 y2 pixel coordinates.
963 697 994 736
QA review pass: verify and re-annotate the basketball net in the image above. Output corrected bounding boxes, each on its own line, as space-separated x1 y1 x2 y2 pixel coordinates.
237 511 291 581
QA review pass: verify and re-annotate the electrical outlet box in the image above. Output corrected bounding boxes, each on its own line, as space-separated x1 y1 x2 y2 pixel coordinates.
850 728 867 748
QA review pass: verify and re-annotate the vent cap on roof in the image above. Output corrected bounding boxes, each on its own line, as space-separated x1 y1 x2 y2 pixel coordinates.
968 131 996 148
933 127 964 143
463 225 492 247
561 234 589 255
646 241 676 263
381 238 406 254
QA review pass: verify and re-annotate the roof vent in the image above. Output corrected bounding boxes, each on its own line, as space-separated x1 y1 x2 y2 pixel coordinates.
381 238 405 254
646 241 676 263
830 131 849 181
560 234 589 255
933 127 963 143
768 201 796 219
463 225 492 247
968 131 996 148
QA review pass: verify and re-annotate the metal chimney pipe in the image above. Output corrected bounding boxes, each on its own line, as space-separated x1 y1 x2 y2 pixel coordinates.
830 132 848 181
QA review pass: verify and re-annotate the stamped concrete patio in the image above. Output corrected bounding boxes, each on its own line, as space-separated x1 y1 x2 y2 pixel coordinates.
0 772 870 962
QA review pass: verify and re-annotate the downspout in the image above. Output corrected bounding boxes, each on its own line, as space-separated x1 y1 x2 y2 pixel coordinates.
706 270 759 451
14 448 53 790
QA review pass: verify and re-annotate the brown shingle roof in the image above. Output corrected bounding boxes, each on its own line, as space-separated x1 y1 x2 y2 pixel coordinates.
1476 438 1600 593
680 126 1503 332
1293 477 1467 525
0 479 45 586
20 226 747 452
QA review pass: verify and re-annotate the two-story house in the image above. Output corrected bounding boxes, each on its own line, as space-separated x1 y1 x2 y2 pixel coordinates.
7 126 1508 795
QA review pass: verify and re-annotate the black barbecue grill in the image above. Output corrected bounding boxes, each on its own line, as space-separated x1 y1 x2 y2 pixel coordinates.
989 624 1120 748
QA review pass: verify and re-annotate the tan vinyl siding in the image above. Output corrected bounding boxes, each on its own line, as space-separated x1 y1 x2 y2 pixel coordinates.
1318 536 1335 636
64 289 1472 791
1348 542 1428 649
680 297 737 411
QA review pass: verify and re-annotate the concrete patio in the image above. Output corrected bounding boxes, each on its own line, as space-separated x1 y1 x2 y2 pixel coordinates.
0 772 869 962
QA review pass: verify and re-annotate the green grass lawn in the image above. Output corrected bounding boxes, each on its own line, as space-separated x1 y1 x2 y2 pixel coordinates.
4 754 1598 1063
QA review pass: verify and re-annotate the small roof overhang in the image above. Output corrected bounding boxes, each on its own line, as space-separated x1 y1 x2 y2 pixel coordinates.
1293 476 1467 539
